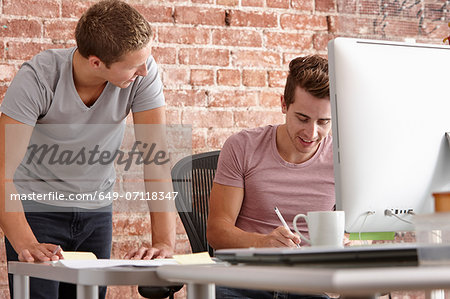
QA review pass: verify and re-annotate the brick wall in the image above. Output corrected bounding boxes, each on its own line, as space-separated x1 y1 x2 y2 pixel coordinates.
0 0 448 298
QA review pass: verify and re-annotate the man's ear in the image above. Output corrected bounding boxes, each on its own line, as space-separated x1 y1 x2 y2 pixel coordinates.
281 95 287 114
88 55 103 69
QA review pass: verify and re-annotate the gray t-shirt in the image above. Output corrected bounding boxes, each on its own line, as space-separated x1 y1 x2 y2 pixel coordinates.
1 47 165 208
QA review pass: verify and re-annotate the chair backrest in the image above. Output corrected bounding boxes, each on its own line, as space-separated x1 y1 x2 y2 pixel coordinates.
172 151 220 256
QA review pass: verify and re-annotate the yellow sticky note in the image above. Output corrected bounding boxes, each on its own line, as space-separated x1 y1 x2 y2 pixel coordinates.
61 251 97 260
173 252 215 265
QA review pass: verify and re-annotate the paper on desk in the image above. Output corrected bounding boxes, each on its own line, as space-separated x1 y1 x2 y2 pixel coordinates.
61 251 97 260
173 251 215 265
54 259 178 269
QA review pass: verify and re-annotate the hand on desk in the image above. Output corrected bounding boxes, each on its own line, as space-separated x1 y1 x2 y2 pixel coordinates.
18 243 63 263
255 226 301 248
124 243 174 260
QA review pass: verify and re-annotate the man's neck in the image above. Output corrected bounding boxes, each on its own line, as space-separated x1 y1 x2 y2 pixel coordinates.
276 124 316 164
72 50 107 106
72 50 107 90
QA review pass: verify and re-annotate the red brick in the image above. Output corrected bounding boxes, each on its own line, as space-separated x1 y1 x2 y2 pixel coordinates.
212 29 262 47
151 47 177 65
261 91 282 108
113 213 151 236
122 174 145 193
327 15 338 33
268 70 287 88
228 10 277 28
135 5 174 24
217 69 241 86
176 216 187 235
0 288 9 299
232 50 281 68
335 16 376 36
242 0 264 7
175 238 192 254
106 286 134 298
313 33 334 52
44 20 78 41
209 90 258 107
192 0 214 4
3 0 60 18
217 0 239 6
6 42 68 61
291 0 314 11
62 0 96 18
280 14 328 31
0 264 7 285
174 7 225 26
179 48 229 66
0 43 4 61
265 32 313 51
165 89 208 107
267 0 289 9
182 110 233 128
0 85 5 104
162 68 190 86
0 64 16 82
242 69 266 87
316 0 336 12
337 0 357 14
174 286 187 299
424 22 449 41
400 1 422 18
382 19 420 38
207 128 240 149
360 0 380 15
0 19 42 38
192 128 207 149
165 109 181 125
158 26 210 45
190 69 214 86
234 110 284 127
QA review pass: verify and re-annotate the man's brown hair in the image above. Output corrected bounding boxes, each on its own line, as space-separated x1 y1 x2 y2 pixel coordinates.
284 55 329 108
75 0 152 67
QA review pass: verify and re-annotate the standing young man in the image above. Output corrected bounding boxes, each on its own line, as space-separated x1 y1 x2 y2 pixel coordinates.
0 1 175 298
207 55 334 298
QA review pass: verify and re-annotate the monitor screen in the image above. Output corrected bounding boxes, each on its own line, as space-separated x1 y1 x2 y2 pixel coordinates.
328 37 450 233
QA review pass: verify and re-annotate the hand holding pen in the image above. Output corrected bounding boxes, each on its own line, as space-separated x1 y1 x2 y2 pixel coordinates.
274 206 301 248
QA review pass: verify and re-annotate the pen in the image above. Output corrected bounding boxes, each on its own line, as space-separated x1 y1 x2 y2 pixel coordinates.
274 206 300 248
52 245 61 256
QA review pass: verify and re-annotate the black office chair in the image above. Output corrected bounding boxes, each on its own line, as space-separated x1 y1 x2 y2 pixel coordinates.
138 151 220 298
172 150 220 256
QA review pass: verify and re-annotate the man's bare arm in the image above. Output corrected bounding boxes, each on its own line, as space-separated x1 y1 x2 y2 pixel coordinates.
207 182 300 249
0 114 61 262
124 107 176 259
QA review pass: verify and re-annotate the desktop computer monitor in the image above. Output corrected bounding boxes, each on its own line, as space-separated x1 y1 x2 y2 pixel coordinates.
328 37 450 233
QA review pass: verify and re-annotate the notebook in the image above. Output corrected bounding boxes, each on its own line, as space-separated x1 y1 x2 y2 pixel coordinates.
215 243 423 268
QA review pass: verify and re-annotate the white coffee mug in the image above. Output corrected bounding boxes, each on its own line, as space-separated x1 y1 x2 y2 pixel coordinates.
293 211 345 247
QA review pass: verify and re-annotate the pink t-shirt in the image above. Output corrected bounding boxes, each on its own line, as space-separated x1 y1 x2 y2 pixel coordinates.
214 125 335 236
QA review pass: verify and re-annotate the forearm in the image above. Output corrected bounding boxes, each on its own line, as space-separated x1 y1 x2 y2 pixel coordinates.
207 219 265 250
0 184 38 254
150 211 176 250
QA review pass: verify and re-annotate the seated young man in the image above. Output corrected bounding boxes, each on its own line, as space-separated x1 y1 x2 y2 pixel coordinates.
207 55 334 299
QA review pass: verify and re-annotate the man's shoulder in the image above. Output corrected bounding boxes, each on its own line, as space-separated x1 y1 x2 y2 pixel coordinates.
228 125 275 143
24 47 75 75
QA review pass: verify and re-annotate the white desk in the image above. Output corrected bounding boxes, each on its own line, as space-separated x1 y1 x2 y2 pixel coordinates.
8 261 175 299
157 263 450 299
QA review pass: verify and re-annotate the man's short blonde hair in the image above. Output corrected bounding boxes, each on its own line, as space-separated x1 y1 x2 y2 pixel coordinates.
75 0 152 67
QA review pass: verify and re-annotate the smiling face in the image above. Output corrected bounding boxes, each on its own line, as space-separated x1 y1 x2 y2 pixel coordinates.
281 86 331 161
96 43 151 89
